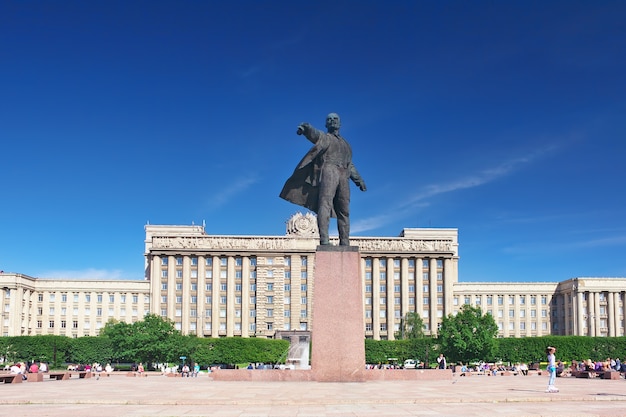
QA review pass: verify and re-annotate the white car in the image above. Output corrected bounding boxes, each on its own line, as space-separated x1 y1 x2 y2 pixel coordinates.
404 359 417 369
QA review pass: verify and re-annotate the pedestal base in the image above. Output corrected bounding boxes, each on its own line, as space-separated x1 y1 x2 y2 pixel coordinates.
311 246 365 382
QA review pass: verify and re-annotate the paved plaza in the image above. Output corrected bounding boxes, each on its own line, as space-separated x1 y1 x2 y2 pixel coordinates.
0 371 625 416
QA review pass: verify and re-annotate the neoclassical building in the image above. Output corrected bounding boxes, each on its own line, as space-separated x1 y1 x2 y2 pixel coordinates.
1 213 625 339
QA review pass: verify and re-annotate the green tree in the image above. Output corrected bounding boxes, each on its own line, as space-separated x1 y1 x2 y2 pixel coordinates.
100 314 182 366
438 304 498 363
395 312 425 339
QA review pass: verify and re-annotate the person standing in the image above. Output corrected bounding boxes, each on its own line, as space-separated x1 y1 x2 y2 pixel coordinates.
546 346 559 393
280 113 367 246
436 353 446 370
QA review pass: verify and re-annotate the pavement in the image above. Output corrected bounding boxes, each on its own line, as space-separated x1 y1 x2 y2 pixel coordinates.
0 371 625 416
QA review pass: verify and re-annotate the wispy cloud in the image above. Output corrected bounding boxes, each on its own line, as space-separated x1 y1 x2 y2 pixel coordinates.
38 268 133 280
208 175 259 209
403 146 556 209
354 146 557 233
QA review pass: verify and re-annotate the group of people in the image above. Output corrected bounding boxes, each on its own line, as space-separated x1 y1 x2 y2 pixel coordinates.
564 357 623 378
8 361 47 379
180 363 201 377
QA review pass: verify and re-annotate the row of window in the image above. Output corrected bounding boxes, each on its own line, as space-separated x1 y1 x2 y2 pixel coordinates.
159 296 309 305
161 256 308 267
37 293 146 303
456 295 550 306
37 307 143 316
160 283 307 292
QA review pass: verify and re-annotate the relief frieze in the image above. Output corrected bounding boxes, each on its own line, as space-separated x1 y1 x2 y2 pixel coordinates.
151 236 456 255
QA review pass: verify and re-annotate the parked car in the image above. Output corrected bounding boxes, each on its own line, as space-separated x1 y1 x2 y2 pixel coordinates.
404 359 418 369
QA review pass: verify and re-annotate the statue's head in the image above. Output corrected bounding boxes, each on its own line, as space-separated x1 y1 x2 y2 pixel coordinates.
325 113 341 133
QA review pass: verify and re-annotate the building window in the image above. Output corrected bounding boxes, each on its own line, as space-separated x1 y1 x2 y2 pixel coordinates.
267 296 274 304
176 257 183 265
267 309 274 317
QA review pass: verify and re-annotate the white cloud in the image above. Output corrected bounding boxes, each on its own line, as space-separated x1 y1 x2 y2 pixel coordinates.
354 146 556 233
208 175 259 209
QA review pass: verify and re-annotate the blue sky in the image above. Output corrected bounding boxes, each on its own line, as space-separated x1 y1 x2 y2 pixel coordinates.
1 1 625 283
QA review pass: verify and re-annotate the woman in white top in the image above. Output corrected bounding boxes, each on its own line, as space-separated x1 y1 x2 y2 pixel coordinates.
546 346 559 393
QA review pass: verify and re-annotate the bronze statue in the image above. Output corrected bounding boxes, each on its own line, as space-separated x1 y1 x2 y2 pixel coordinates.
280 113 366 246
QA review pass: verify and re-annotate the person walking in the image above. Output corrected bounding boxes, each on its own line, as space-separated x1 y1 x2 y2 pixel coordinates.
546 346 559 393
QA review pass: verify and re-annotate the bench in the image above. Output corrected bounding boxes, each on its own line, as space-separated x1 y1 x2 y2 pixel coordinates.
602 371 620 380
48 372 70 380
0 374 23 384
27 373 44 382
74 371 91 379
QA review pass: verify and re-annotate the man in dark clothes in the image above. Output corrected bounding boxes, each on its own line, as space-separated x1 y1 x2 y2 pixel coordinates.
280 113 366 246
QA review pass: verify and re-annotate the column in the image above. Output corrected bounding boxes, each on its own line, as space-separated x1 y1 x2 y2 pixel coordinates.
443 258 454 317
372 257 381 339
241 256 250 337
211 256 220 337
181 255 191 334
416 257 424 331
608 291 616 337
197 256 206 337
588 292 596 337
386 258 394 340
594 292 601 336
514 294 521 337
400 258 409 316
616 292 624 336
150 255 161 315
563 292 570 335
429 258 438 335
167 256 176 319
226 256 235 337
577 292 584 336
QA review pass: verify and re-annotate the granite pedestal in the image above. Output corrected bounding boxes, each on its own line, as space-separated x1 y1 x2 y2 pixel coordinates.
311 245 365 382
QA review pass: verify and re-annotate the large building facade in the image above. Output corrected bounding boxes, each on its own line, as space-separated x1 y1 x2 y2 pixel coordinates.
2 213 625 339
